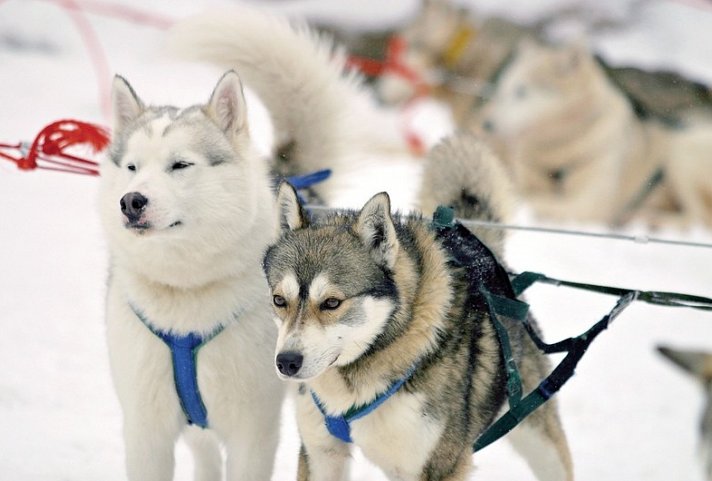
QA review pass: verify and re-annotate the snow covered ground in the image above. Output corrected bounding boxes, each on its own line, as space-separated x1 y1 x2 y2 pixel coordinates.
1 0 711 480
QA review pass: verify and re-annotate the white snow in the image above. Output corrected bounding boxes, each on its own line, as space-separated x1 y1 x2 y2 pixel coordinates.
1 0 711 480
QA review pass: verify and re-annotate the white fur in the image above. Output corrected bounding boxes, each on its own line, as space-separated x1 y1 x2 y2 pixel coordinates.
507 423 571 481
354 392 444 481
100 76 284 481
168 7 423 212
308 274 330 302
279 272 301 303
333 297 395 366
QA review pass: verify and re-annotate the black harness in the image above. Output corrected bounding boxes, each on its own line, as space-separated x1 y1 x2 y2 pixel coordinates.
431 206 712 452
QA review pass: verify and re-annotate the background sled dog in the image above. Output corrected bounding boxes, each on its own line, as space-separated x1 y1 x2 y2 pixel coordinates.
99 72 284 480
261 133 573 481
658 346 712 481
375 0 536 121
476 39 712 227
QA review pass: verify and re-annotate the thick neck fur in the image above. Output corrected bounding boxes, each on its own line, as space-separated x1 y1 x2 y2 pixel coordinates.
309 220 453 413
114 230 272 336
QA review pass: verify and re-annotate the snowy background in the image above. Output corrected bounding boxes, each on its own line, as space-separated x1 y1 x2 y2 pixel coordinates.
1 0 711 479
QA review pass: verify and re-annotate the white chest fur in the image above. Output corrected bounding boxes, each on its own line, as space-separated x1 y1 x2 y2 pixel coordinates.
350 392 444 479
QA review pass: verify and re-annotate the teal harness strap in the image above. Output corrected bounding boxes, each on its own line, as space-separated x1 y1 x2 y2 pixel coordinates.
429 206 712 453
511 271 712 312
130 305 226 429
474 291 635 452
475 271 712 452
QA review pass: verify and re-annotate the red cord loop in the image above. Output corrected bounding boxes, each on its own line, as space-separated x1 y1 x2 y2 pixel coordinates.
0 120 110 176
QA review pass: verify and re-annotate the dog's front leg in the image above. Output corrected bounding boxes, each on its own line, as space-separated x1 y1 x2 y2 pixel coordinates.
123 413 182 481
297 441 350 481
295 389 351 481
223 424 280 481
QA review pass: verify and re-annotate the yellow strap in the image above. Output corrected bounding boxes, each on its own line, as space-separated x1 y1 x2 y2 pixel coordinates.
443 24 476 68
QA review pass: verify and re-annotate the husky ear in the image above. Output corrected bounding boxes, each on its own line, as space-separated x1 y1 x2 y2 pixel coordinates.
206 70 248 136
356 192 399 269
111 75 144 133
277 182 307 232
658 346 712 381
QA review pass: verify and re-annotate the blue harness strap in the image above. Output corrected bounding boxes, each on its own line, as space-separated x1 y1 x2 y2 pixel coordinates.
311 365 417 443
286 169 331 190
130 305 225 429
285 169 332 205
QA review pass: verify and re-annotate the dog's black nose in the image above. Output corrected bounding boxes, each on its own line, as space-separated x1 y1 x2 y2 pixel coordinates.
276 351 303 377
482 119 495 132
120 192 148 223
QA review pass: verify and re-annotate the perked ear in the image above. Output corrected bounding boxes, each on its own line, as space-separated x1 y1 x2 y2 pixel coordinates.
111 75 144 134
206 70 248 136
276 182 307 232
356 192 399 269
658 346 712 381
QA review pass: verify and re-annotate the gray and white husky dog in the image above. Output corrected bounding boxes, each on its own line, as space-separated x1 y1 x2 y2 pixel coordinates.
99 72 285 480
261 134 574 481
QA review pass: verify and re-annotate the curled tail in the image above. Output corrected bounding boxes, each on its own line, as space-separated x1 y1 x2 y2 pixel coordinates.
168 7 388 179
419 133 516 257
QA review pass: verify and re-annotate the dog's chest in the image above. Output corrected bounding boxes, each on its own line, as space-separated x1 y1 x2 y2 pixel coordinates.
350 392 444 476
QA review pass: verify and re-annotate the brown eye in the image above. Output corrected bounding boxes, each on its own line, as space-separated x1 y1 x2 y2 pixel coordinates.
273 295 287 307
321 298 341 310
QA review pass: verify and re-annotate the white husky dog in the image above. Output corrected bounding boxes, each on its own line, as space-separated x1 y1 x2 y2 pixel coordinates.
99 72 284 481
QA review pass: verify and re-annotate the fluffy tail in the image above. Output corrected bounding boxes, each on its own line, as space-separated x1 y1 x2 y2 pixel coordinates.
419 133 516 257
168 7 392 178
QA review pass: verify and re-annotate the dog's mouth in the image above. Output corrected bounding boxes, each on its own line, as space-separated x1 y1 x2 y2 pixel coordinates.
125 221 152 232
124 220 182 232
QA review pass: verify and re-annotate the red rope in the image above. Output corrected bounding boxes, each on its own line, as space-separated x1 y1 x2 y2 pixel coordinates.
29 0 176 120
346 36 430 155
56 0 174 29
0 119 108 175
347 35 431 98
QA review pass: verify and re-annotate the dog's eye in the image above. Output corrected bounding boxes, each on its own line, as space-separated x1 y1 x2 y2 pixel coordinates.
171 161 193 171
127 164 136 172
273 295 287 308
320 298 342 310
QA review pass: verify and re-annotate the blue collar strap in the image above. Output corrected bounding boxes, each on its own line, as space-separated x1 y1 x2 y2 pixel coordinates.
311 364 418 443
285 169 331 190
130 305 225 429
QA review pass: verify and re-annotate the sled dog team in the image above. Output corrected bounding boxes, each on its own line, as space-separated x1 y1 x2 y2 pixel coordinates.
99 5 708 481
